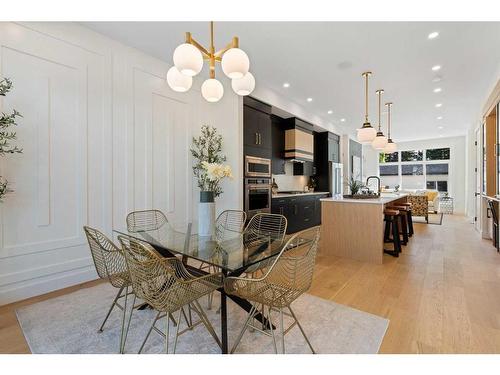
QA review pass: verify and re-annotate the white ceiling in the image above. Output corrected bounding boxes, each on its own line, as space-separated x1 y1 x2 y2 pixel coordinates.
82 22 500 141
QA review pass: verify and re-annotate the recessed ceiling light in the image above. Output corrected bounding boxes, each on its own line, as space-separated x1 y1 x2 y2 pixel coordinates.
327 110 333 114
307 98 313 102
437 116 443 120
435 103 443 108
428 31 439 39
340 118 346 122
432 76 443 83
283 82 290 88
433 88 442 93
438 126 444 129
432 65 441 71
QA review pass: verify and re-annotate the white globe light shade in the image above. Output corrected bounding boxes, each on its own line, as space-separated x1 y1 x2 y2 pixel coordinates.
167 67 192 92
357 126 377 143
221 48 250 79
231 72 255 96
372 133 388 150
201 79 224 103
173 43 203 76
383 141 398 153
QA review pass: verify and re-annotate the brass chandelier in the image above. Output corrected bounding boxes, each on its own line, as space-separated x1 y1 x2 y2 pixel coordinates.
167 21 255 102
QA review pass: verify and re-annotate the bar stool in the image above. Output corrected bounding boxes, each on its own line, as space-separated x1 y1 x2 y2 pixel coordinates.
399 202 414 237
384 209 401 257
388 204 409 246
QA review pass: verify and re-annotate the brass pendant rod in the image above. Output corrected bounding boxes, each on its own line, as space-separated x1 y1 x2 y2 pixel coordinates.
386 102 393 138
376 89 384 132
362 72 372 122
209 21 215 79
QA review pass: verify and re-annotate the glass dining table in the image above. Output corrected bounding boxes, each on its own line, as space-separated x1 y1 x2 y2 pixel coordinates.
113 222 287 354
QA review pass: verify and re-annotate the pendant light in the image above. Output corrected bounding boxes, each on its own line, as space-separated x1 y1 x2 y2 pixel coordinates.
372 89 388 150
167 21 255 102
357 71 377 143
383 102 398 153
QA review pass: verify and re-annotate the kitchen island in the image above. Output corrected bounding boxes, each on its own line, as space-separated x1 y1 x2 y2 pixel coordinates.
320 193 408 264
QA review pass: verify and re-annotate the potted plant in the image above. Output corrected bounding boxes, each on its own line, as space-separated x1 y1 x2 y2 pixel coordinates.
346 177 364 197
0 78 23 202
191 125 233 236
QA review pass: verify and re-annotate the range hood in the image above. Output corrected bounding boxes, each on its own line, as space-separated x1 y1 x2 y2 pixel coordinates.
284 117 314 162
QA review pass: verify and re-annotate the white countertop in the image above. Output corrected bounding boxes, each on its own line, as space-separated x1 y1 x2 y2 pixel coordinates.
272 191 330 199
320 193 408 205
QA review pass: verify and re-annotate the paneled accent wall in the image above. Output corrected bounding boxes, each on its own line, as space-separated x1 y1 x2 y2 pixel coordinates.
0 22 243 305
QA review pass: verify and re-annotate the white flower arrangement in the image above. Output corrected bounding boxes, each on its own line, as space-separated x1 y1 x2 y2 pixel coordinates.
202 161 233 181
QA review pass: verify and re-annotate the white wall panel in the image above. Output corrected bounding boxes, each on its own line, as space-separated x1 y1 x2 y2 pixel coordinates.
0 22 243 305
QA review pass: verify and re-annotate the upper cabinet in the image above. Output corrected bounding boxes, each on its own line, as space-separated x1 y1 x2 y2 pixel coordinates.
243 96 272 159
271 115 286 175
314 131 341 192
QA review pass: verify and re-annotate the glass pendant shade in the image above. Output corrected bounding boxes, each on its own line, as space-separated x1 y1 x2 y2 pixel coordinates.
221 48 250 79
173 43 204 76
167 66 193 92
231 72 255 96
357 124 377 143
372 132 388 150
201 78 224 102
383 139 397 153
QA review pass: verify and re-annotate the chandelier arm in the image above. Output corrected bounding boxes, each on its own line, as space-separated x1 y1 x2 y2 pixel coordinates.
185 36 211 58
215 37 239 57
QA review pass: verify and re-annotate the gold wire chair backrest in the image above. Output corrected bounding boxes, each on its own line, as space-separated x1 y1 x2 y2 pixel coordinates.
126 209 168 232
225 226 320 308
83 226 129 288
118 235 204 313
266 226 320 296
244 213 287 246
215 210 247 243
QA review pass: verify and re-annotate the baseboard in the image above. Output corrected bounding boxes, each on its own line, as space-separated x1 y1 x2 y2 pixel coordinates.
0 266 98 306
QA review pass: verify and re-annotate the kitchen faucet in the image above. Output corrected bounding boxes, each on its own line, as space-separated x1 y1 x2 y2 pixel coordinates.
366 176 381 196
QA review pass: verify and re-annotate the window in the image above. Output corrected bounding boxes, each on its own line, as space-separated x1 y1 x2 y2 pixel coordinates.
401 150 423 161
426 163 449 175
401 164 423 175
379 165 398 176
426 180 448 192
426 147 450 160
377 147 451 193
379 152 399 163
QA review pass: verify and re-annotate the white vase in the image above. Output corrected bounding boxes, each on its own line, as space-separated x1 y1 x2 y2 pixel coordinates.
198 191 215 237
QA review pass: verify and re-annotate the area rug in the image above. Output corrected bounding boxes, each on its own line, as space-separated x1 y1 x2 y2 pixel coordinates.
16 283 389 354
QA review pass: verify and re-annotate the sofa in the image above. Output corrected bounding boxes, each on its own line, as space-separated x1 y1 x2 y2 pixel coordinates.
407 195 429 222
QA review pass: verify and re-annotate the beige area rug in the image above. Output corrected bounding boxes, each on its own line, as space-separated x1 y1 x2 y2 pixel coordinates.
16 283 389 354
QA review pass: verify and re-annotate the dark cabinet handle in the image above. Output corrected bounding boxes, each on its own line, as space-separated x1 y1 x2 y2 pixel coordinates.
255 133 259 145
258 133 262 145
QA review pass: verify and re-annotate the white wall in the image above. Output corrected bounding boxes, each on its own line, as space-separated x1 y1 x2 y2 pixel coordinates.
0 22 243 305
362 135 467 214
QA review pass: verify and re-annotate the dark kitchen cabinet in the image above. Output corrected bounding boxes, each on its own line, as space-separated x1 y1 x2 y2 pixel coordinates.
271 115 286 174
243 97 272 159
293 161 315 176
314 131 340 192
271 193 329 234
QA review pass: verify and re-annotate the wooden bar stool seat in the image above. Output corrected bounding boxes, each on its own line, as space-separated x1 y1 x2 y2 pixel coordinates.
383 209 401 257
398 202 414 236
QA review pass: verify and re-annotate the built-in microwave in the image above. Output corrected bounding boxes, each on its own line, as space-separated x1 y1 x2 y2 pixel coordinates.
245 155 271 178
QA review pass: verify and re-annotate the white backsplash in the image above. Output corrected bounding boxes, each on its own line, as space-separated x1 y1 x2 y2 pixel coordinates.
272 162 309 192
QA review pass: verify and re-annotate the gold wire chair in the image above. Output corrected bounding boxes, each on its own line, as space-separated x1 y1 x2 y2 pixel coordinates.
126 209 168 232
118 235 223 354
242 213 287 276
83 226 134 353
224 226 320 354
202 210 247 309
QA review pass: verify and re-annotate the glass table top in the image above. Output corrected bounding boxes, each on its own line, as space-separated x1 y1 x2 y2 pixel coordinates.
113 222 287 273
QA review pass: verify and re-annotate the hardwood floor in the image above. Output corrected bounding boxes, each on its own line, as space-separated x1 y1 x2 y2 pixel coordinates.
1 215 499 353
